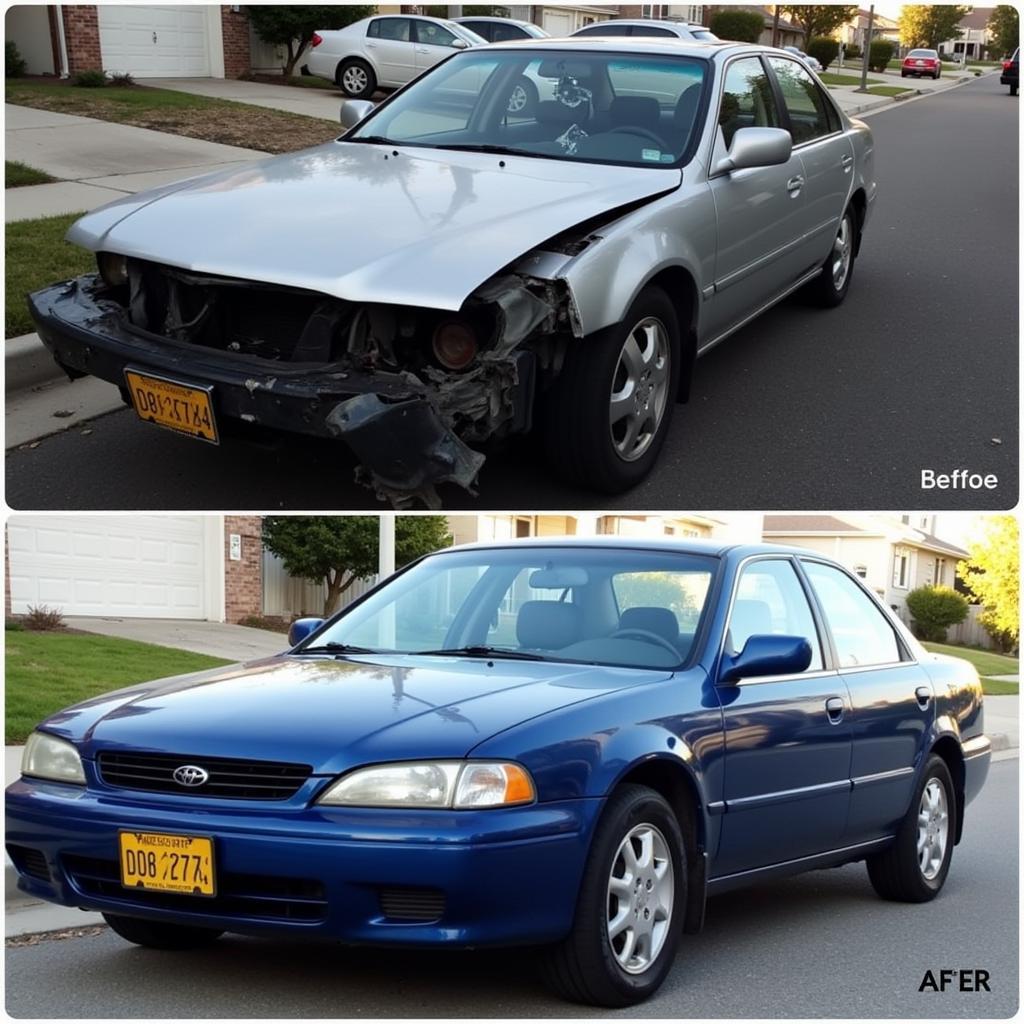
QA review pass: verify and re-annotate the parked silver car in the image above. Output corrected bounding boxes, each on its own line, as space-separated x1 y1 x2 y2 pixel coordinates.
30 39 876 507
572 19 718 42
453 15 549 42
305 13 486 97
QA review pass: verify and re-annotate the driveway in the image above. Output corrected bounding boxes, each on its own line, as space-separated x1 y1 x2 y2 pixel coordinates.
148 76 348 121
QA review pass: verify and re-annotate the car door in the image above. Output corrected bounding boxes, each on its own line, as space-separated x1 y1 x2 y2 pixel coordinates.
704 55 814 342
713 556 853 877
765 55 854 272
365 17 416 87
800 560 935 846
412 19 465 75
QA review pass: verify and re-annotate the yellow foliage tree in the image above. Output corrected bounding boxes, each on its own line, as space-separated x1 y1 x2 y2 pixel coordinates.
957 516 1019 652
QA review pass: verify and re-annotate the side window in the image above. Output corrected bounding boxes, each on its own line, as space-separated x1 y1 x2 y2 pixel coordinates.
579 23 631 36
414 21 460 47
719 56 780 148
766 56 835 144
728 559 823 671
462 21 493 41
635 26 676 37
491 23 527 42
802 561 903 668
370 18 411 43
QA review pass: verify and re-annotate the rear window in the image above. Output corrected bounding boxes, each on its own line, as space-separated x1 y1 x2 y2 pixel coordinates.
907 49 937 58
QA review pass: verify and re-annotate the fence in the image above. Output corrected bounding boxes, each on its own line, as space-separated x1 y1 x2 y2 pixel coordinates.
262 551 378 619
946 604 997 650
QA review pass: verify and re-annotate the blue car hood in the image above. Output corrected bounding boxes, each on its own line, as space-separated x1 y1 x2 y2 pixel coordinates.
41 655 671 774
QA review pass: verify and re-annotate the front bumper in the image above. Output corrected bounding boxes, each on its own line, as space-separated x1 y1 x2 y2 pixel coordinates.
6 777 600 947
29 276 534 506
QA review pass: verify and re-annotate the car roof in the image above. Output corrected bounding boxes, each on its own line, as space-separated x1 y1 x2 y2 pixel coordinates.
578 18 705 30
482 35 748 58
454 16 534 25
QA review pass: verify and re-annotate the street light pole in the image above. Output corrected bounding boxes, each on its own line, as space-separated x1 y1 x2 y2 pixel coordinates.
857 4 875 93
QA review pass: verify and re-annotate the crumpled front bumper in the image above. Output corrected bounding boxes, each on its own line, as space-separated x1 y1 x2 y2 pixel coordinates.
28 276 535 507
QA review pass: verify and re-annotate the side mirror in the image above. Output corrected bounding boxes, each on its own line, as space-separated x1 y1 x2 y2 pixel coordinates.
713 126 792 175
288 617 325 648
451 38 470 49
719 634 812 684
339 99 375 130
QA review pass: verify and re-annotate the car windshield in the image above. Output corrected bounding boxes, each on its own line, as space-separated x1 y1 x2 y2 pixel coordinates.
348 48 709 167
301 546 718 670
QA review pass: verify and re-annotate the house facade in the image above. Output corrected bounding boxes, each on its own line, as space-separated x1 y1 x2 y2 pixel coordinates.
838 8 901 51
937 7 997 60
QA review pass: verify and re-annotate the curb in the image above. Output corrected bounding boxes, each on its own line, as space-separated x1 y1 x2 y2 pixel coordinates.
4 333 64 393
990 732 1011 752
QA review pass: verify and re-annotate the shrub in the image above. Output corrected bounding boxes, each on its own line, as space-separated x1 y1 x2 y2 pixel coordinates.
807 36 841 70
5 619 25 632
906 586 969 642
6 41 27 77
108 71 135 87
23 605 66 631
73 68 108 87
844 43 862 60
708 8 765 43
868 39 895 72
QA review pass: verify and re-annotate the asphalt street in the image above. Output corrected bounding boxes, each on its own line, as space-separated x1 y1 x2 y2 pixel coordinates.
5 74 1017 511
5 759 1017 1018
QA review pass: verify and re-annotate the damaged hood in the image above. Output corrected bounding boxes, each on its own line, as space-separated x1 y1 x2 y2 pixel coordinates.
67 141 681 310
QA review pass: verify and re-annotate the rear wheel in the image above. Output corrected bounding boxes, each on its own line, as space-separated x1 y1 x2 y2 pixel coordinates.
506 76 539 116
804 206 857 307
103 913 224 950
1011 83 1018 96
337 59 376 99
542 785 685 1007
866 755 955 902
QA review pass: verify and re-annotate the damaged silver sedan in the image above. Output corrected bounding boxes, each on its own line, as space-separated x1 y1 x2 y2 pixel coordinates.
29 38 876 506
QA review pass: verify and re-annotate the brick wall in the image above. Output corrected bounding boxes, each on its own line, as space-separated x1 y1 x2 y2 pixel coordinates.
221 7 252 79
62 6 102 75
224 516 263 623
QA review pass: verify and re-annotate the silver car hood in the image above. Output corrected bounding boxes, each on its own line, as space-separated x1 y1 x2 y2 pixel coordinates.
68 141 682 310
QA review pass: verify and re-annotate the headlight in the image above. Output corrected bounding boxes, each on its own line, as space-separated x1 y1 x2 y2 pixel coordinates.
22 731 86 785
97 251 128 288
317 761 535 809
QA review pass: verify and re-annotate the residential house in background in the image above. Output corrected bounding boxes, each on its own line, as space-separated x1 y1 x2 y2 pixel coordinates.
702 6 805 48
938 7 997 60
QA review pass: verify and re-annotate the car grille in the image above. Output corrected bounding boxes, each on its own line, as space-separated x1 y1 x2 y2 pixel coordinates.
97 751 312 800
378 887 446 922
7 844 51 882
63 855 328 922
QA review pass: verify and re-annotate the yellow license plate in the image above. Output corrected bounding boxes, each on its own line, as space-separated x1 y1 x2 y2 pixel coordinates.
119 831 216 896
125 370 219 444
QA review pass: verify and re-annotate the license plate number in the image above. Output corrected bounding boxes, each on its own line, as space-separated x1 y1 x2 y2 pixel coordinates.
119 831 216 896
125 370 219 444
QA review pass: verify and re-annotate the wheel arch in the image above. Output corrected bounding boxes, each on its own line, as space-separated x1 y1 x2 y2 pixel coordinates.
848 187 867 256
929 734 966 844
641 265 699 403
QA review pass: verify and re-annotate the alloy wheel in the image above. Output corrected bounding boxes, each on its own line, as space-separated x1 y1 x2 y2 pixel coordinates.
917 778 949 881
831 213 853 291
605 823 674 975
343 66 368 94
507 84 529 113
608 316 671 463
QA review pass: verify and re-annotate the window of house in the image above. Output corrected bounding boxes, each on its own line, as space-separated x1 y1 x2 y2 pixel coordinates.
933 558 946 586
853 564 868 579
892 547 910 589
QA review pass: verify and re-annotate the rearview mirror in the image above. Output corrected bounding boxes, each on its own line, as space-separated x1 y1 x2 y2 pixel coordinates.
719 634 812 684
714 127 792 175
339 99 375 130
288 617 325 647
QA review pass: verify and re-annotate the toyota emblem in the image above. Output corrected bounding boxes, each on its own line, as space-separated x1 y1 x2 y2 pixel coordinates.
172 764 209 787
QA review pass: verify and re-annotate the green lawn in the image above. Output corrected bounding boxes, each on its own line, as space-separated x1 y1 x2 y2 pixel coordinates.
922 641 1019 696
5 631 231 744
5 79 339 154
866 85 916 97
5 160 57 188
6 211 93 339
820 72 885 87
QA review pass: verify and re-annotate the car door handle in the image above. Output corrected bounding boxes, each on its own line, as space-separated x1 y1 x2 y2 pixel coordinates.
786 175 804 194
416 47 430 54
840 154 853 172
915 686 932 709
366 42 376 48
825 697 845 723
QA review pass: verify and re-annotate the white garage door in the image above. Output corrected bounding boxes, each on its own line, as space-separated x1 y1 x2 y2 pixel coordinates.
8 516 209 619
99 5 211 78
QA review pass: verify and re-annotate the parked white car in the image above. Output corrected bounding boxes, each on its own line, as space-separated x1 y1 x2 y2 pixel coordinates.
306 14 486 98
453 16 549 42
572 19 718 42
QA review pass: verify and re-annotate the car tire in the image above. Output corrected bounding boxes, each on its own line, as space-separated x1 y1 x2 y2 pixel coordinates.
901 71 907 77
541 286 682 494
102 912 224 950
337 59 376 99
1011 83 1018 96
506 76 539 116
804 206 858 308
541 784 686 1007
866 755 955 903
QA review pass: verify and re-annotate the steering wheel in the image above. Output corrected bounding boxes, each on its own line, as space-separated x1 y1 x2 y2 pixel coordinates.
609 628 679 657
608 125 668 148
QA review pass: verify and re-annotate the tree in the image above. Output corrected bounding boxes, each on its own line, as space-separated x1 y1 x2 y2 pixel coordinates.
905 586 969 642
899 5 970 49
806 36 841 69
708 8 766 43
246 6 374 78
780 5 858 42
262 516 451 616
958 516 1019 653
988 5 1020 58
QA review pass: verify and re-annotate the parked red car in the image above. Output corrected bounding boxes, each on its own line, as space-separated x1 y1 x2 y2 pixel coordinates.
902 48 942 79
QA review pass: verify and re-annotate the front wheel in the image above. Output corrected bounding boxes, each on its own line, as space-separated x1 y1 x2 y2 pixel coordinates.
866 755 955 902
542 785 685 1006
103 912 224 950
804 206 857 307
337 59 376 99
541 286 682 494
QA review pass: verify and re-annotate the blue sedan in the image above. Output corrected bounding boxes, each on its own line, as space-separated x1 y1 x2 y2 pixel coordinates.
5 539 990 1006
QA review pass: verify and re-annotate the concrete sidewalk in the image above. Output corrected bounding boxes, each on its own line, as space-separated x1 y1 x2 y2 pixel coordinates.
984 694 1019 752
63 617 289 662
149 76 347 121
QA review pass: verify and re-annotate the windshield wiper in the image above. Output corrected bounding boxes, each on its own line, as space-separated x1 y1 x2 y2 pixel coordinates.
348 135 398 146
296 642 381 656
414 645 548 661
430 143 535 157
